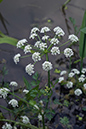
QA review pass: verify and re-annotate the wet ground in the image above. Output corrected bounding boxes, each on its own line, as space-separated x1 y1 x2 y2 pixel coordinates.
0 0 86 129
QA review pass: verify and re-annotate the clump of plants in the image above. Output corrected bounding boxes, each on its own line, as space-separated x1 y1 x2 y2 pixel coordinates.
0 25 80 129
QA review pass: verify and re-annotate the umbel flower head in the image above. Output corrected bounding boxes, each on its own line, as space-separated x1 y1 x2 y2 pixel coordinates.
64 48 74 58
0 88 10 99
68 34 79 42
74 89 82 96
16 39 27 48
10 81 18 87
21 116 30 124
25 63 34 75
32 52 41 62
9 99 18 108
53 26 65 36
24 45 32 54
2 122 12 129
13 53 21 64
42 61 53 71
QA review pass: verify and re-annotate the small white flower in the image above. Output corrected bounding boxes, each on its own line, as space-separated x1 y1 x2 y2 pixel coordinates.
13 53 21 64
25 64 34 75
58 77 64 83
14 126 17 129
23 89 29 94
10 81 18 87
21 116 30 124
74 89 82 96
34 41 41 48
39 100 44 107
42 61 53 71
78 75 85 82
51 46 60 55
68 34 79 42
0 88 10 99
50 38 59 45
17 39 27 48
24 45 32 54
31 27 39 34
34 104 39 110
81 68 86 74
83 84 86 89
9 99 18 108
60 70 67 76
2 122 12 129
39 43 47 50
38 114 42 121
71 69 80 74
42 35 49 40
53 26 65 36
68 72 75 78
29 33 37 39
64 48 74 58
32 52 41 62
40 26 50 33
66 81 73 89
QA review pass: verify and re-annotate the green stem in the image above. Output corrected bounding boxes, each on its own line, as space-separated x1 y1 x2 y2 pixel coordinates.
0 119 39 129
59 40 70 47
42 114 45 129
9 92 29 105
69 57 72 73
62 0 71 8
21 54 31 58
0 105 14 113
80 57 83 74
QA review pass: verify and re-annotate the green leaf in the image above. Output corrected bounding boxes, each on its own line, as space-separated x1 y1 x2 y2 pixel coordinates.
54 69 61 73
79 11 86 58
82 107 86 111
81 27 86 33
23 77 31 90
53 99 62 105
0 31 18 46
29 100 36 106
32 72 39 80
0 0 3 3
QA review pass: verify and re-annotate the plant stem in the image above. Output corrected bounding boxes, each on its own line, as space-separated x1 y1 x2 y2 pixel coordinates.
42 114 45 129
0 119 39 129
69 57 72 72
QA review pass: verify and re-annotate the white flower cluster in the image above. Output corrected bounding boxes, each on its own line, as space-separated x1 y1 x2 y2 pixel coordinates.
53 26 65 36
34 104 39 110
0 88 10 99
29 33 37 39
83 84 86 89
51 46 60 55
24 45 32 54
42 61 52 71
38 114 42 121
68 68 80 77
50 38 59 45
40 26 50 33
58 77 64 83
9 99 18 108
23 89 29 94
2 122 12 129
64 48 74 58
60 70 67 76
39 43 47 50
17 39 27 48
74 89 82 96
68 34 79 42
13 53 21 64
10 81 18 87
81 68 86 74
42 35 49 40
25 64 34 75
34 41 41 48
78 74 86 82
21 116 30 124
66 81 73 89
32 52 41 62
30 27 39 34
